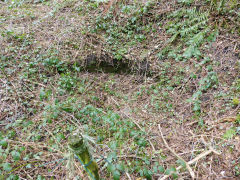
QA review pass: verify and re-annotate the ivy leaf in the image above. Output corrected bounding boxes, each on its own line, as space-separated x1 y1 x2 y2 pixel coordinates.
39 88 46 101
107 164 115 173
109 141 118 150
11 150 21 161
37 175 46 180
158 166 165 173
0 140 8 148
192 91 202 99
107 152 117 163
26 164 32 168
6 174 19 180
153 165 158 173
2 163 12 172
236 127 240 134
116 163 125 172
207 30 218 42
113 170 120 180
143 168 153 180
193 101 201 112
223 128 236 139
137 138 147 147
176 159 186 168
172 173 178 179
178 0 194 5
165 166 176 175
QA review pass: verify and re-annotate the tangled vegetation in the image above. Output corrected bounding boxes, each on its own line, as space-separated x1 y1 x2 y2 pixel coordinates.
0 0 239 179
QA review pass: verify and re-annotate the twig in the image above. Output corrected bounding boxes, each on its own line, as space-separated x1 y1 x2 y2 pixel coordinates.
0 112 7 121
27 173 33 180
64 112 83 130
126 172 132 180
22 79 47 87
159 149 212 180
158 124 195 179
158 128 221 180
200 136 221 155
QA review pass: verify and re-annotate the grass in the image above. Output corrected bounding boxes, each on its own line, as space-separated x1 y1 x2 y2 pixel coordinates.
0 0 240 179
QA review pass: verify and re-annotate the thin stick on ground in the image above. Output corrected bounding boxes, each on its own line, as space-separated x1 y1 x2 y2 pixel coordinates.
158 126 221 180
159 149 215 180
158 124 195 179
200 136 221 155
126 172 132 180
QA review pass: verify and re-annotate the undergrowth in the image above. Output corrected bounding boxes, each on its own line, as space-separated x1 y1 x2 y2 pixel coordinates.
0 0 239 179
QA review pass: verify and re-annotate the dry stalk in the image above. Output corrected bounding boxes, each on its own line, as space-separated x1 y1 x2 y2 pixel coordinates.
158 125 221 180
200 136 221 155
126 172 132 180
158 149 220 180
158 124 195 179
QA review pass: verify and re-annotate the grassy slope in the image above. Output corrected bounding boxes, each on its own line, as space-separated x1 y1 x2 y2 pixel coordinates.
0 0 240 179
